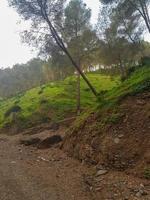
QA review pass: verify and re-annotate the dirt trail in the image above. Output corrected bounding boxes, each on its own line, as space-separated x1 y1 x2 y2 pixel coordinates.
0 129 149 200
0 134 91 200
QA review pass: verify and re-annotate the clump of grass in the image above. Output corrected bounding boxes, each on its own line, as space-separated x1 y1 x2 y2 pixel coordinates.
144 168 150 179
98 109 124 126
97 66 150 109
106 113 123 124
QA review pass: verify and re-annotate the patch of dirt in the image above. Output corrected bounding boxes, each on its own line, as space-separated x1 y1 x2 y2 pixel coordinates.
0 133 92 200
62 92 150 178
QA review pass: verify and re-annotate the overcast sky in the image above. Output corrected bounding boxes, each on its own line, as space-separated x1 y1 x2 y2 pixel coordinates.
0 0 149 68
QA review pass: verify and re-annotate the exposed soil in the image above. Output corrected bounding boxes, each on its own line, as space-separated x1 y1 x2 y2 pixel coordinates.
0 127 149 200
62 92 150 199
0 131 92 200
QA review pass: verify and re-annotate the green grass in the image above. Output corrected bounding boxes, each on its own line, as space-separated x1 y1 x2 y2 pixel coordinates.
0 73 119 129
71 65 150 130
98 66 150 108
144 168 150 179
0 65 149 130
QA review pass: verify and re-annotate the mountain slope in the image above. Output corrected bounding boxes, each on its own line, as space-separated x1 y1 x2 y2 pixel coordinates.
62 65 150 179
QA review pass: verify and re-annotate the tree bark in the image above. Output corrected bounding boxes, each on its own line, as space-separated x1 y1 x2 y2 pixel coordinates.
76 71 81 115
118 56 126 79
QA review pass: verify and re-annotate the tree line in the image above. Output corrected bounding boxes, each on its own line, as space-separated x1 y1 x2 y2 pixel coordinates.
1 0 150 106
0 58 74 98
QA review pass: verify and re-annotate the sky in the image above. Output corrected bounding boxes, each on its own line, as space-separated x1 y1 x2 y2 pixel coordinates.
0 0 149 68
0 0 99 68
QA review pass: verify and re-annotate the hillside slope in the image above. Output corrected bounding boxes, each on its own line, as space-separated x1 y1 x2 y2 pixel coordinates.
0 73 119 132
63 66 150 179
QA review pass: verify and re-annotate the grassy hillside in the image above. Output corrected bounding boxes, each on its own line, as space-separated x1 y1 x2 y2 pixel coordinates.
63 65 150 180
0 73 119 129
98 66 150 108
66 65 150 132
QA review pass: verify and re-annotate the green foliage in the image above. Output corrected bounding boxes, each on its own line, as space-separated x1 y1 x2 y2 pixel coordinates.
104 113 123 124
98 66 150 108
0 65 149 130
144 168 150 179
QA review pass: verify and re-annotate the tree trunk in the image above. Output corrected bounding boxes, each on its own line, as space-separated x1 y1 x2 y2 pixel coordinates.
139 0 150 33
41 11 98 97
118 56 126 80
76 71 81 115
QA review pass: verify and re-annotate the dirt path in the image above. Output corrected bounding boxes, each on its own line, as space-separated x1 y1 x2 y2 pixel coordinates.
0 134 91 200
0 131 149 200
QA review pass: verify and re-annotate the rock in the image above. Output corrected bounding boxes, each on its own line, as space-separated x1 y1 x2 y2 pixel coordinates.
37 156 49 162
136 100 145 105
114 138 120 144
11 161 16 164
118 134 124 138
37 135 62 149
139 183 144 189
96 170 108 176
96 164 104 170
142 191 148 196
136 192 141 197
139 189 148 196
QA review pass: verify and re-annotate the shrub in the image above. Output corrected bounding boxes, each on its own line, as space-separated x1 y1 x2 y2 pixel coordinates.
4 105 22 118
141 56 150 66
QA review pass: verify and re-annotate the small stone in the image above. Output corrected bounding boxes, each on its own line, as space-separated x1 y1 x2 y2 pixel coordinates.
96 170 108 176
96 164 104 170
95 187 102 191
140 183 144 188
118 134 124 138
90 186 93 191
114 138 120 144
136 192 141 197
11 161 16 164
140 190 148 196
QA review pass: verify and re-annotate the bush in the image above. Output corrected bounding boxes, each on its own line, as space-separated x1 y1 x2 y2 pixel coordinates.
141 56 150 66
132 78 150 95
4 105 22 118
126 66 137 77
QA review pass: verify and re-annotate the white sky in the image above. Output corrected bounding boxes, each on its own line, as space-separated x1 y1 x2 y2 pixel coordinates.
0 0 35 68
0 0 149 68
0 0 99 68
